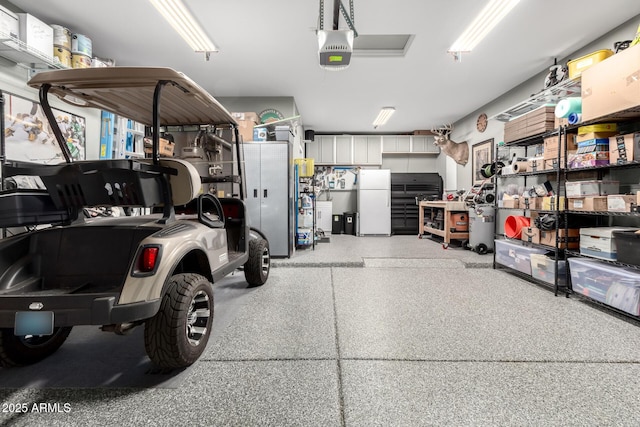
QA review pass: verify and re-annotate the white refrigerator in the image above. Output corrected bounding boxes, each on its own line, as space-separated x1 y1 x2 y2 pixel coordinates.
357 169 391 236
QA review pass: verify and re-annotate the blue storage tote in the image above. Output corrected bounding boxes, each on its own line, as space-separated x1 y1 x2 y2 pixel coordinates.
568 257 640 316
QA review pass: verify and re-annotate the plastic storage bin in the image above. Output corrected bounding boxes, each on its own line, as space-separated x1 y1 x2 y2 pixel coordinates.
530 254 567 286
568 257 640 316
565 180 619 197
495 239 550 276
612 230 640 267
567 49 614 79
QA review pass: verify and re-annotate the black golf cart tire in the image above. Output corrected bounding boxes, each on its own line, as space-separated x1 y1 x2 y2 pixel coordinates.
0 326 72 368
244 238 270 286
144 273 214 369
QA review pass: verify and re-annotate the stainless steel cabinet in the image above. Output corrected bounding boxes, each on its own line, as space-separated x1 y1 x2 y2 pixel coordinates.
243 142 293 257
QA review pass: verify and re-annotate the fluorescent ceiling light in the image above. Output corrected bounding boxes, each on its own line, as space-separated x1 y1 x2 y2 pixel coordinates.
448 0 520 55
149 0 218 55
373 107 395 129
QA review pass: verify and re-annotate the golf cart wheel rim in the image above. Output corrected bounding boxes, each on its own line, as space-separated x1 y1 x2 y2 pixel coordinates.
186 290 211 346
262 247 270 275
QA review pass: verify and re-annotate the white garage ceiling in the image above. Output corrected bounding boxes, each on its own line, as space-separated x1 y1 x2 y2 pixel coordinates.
7 0 640 133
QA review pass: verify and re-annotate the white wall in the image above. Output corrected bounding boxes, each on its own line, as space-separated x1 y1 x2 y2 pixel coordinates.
447 14 640 191
0 59 101 160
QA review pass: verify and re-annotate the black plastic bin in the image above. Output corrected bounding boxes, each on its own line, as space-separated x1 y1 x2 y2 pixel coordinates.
332 214 344 234
344 212 356 235
613 230 640 266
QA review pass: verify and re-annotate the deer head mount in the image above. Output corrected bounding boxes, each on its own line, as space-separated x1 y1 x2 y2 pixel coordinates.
432 124 469 166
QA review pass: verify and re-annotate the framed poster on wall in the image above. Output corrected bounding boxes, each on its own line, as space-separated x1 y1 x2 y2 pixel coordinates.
471 138 494 185
3 92 86 163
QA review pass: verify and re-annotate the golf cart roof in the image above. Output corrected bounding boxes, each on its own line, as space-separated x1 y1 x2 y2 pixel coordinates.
27 67 237 127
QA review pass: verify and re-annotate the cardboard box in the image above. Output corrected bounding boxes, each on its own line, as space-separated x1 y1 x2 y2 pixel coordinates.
17 13 52 59
232 112 259 142
609 132 640 164
542 196 565 211
519 197 543 210
539 228 580 249
554 116 569 128
501 198 519 209
543 134 577 160
568 140 610 169
544 158 561 171
581 43 640 122
231 112 259 122
143 137 174 157
607 194 636 212
568 196 608 212
504 106 556 143
527 157 545 172
565 180 619 197
576 131 617 143
521 226 540 244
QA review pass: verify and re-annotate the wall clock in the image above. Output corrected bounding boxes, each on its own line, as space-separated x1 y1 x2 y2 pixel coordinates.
477 113 488 133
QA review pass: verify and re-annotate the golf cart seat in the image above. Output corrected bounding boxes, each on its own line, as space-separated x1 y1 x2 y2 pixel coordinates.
151 158 202 206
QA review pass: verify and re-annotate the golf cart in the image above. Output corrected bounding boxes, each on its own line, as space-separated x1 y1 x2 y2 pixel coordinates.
0 67 270 369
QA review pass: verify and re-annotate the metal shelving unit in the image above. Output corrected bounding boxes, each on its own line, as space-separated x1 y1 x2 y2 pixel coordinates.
491 79 582 122
561 118 640 322
494 126 567 296
0 34 66 75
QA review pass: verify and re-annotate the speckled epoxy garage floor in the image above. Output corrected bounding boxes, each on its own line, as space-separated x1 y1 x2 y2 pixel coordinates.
1 235 640 426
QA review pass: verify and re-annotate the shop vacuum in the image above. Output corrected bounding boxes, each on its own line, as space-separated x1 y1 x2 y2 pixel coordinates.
463 182 496 254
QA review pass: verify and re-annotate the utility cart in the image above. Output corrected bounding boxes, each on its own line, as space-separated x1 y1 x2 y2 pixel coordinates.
0 67 270 369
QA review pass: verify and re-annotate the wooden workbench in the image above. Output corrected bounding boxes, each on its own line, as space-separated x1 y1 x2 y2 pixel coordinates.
418 200 470 244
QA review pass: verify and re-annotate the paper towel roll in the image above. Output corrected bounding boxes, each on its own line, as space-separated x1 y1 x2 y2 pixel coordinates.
555 97 582 118
512 161 528 173
568 112 582 125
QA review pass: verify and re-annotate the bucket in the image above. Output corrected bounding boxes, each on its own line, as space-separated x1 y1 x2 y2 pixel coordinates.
51 25 71 50
53 46 71 68
504 215 530 239
71 33 92 56
71 53 91 69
